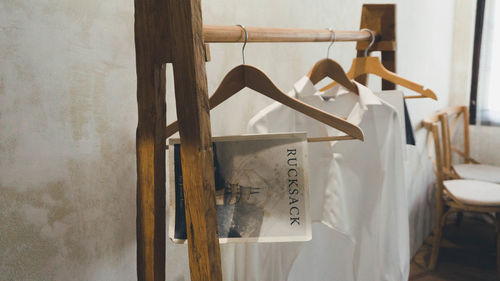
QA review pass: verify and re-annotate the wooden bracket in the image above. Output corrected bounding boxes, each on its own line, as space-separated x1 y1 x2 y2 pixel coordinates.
204 44 211 62
356 4 396 52
355 4 397 90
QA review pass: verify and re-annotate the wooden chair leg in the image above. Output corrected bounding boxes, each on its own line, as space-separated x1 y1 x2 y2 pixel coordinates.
429 204 451 270
429 224 443 270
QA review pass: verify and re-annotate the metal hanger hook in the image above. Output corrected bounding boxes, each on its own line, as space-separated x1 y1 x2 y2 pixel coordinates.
236 24 248 64
326 28 336 59
361 28 375 57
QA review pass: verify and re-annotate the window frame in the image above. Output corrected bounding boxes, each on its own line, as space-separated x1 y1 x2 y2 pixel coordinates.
469 0 487 125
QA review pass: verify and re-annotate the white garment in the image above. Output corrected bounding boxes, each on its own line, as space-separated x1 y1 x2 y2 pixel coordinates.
375 91 407 160
375 91 436 256
227 77 409 281
222 77 336 281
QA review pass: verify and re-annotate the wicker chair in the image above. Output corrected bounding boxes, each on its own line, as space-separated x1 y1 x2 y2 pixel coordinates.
423 112 500 271
438 105 500 183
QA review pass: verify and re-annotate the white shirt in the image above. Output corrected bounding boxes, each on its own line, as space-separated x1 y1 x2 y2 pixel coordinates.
225 77 409 281
374 91 407 160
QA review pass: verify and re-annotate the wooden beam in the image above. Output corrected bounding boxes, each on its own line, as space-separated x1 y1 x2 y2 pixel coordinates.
164 0 223 280
355 4 397 89
134 0 167 280
135 63 166 281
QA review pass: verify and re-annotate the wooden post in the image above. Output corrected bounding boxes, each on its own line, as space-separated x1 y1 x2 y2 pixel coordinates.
164 1 223 281
356 4 397 89
135 0 222 279
134 0 168 280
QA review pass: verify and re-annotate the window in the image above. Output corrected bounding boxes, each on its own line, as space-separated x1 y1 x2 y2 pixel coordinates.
470 0 500 125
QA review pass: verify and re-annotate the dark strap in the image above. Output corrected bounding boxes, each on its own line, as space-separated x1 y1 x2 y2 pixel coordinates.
403 100 416 145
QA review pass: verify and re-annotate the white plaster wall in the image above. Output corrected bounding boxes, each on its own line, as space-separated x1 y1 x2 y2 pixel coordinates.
0 1 456 280
468 126 500 166
453 123 500 167
448 0 476 107
445 1 500 170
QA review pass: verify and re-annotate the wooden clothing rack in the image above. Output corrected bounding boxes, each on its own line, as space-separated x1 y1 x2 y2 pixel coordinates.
134 2 396 281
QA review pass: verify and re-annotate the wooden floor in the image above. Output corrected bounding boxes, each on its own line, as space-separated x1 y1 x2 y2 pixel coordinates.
410 215 499 281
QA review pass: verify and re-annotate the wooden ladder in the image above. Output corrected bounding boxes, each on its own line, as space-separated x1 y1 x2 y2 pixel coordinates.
134 2 396 280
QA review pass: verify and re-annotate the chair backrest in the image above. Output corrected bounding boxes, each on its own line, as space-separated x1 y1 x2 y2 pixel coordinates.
439 113 453 175
437 106 471 164
422 117 446 200
424 106 471 174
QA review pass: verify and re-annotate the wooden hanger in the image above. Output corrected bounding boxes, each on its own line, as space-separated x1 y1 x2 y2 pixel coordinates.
307 29 359 95
320 29 437 100
307 58 359 94
166 25 364 142
166 64 364 141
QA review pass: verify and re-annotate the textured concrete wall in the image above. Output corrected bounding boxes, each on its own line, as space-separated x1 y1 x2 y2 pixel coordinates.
0 1 137 280
0 0 455 280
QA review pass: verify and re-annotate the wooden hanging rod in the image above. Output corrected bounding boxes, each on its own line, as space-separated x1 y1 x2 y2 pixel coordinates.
203 25 376 43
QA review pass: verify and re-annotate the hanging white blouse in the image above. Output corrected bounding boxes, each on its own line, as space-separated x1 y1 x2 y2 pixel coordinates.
224 77 410 281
